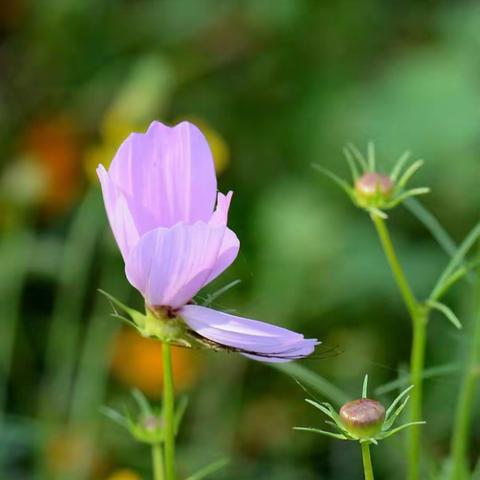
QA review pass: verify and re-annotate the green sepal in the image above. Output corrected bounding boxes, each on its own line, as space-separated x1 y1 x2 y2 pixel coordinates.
385 384 414 421
99 289 192 345
101 390 190 446
376 421 426 440
293 426 348 440
98 289 146 329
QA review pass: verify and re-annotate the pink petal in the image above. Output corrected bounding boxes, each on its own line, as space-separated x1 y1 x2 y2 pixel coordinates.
209 191 233 226
241 340 318 363
180 305 319 362
106 121 217 231
97 165 140 259
125 222 227 309
205 228 239 284
206 191 240 283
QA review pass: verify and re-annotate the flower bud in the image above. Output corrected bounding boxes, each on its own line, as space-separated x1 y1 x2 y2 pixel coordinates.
355 172 394 206
130 413 165 444
143 415 163 432
339 398 385 439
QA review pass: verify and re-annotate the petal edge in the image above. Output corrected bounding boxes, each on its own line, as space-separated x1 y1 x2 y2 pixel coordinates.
181 305 318 362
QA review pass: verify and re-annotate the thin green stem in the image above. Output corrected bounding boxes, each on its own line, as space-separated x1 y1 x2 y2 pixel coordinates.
152 443 165 480
371 214 418 318
361 442 375 480
450 243 480 479
370 214 425 480
408 308 427 480
162 343 176 480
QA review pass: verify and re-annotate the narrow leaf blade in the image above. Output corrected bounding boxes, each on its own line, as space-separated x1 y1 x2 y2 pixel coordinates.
274 363 350 405
428 301 463 329
185 458 230 480
390 151 411 182
311 164 355 200
294 427 347 440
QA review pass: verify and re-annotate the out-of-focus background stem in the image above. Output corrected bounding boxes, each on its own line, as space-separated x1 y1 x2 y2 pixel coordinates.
371 214 426 480
450 240 480 479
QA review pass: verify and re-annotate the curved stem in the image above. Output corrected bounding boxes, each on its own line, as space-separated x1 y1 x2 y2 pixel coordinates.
162 343 176 480
371 214 425 480
450 244 480 479
152 443 165 480
361 442 375 480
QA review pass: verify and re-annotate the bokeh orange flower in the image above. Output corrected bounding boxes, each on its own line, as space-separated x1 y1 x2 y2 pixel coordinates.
0 0 26 31
22 115 82 214
110 328 202 397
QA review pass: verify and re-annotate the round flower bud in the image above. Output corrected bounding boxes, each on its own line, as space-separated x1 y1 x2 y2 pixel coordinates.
339 398 385 439
143 415 163 432
355 172 394 206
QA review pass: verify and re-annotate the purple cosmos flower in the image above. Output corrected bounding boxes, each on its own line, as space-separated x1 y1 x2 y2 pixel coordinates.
97 121 318 362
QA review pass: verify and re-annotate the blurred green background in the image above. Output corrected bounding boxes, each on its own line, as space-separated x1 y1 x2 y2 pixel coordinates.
0 0 479 479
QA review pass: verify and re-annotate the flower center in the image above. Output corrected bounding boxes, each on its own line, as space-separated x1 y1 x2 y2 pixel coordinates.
143 305 184 341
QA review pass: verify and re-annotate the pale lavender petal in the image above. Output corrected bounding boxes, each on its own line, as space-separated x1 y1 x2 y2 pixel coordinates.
181 305 302 351
180 305 319 362
125 222 226 309
106 121 217 232
97 165 140 259
241 340 318 363
209 191 233 226
205 228 240 284
206 191 240 283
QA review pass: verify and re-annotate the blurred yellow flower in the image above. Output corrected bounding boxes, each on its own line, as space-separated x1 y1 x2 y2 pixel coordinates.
84 55 174 183
106 469 142 480
46 429 104 478
84 119 145 183
110 328 202 397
